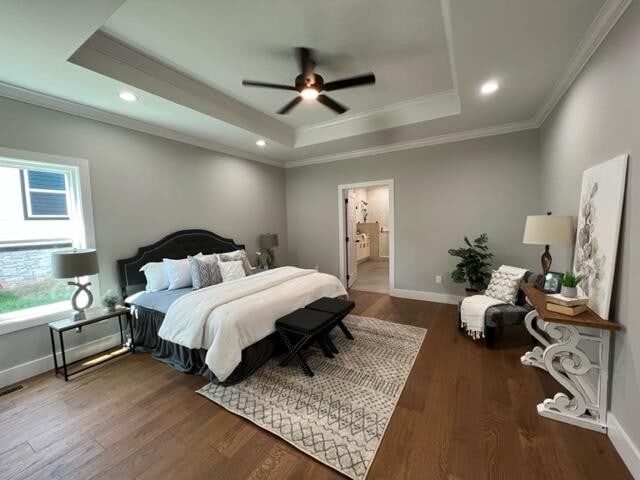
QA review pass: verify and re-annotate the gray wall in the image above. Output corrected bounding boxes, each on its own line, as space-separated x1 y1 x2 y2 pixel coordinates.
0 96 287 373
286 130 542 296
539 1 640 456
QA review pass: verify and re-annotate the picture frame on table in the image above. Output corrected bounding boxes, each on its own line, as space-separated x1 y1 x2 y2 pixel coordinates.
537 271 562 294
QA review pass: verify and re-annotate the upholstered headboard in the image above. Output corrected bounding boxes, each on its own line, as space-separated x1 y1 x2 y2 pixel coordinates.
117 229 245 297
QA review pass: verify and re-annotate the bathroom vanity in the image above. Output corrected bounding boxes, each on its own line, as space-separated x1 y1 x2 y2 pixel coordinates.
356 233 370 262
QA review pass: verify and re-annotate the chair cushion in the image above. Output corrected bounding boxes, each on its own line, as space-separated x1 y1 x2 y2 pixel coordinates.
485 303 533 328
276 309 334 335
305 297 355 316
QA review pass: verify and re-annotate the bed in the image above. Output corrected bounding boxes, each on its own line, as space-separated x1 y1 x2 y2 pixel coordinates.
118 229 347 385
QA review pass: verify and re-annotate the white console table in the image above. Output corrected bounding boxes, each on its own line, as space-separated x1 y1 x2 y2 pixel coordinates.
519 284 621 433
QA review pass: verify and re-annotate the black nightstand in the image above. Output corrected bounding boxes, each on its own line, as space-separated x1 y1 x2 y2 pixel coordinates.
48 306 132 381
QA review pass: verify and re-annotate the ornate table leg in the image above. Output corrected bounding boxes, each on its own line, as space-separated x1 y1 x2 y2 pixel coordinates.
536 322 610 433
520 310 550 370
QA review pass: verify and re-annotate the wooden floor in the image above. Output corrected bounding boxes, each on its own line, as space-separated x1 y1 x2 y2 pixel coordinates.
0 291 631 480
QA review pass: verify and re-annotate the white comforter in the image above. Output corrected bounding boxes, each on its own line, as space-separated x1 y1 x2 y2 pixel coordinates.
158 266 347 381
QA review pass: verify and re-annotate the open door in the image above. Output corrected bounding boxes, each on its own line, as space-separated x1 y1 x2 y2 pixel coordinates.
345 190 358 288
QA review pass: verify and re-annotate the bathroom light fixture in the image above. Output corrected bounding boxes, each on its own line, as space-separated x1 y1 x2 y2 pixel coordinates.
118 91 138 102
480 81 499 95
256 139 266 147
300 88 319 100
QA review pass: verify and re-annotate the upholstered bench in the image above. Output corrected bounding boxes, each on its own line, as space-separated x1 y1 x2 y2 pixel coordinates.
305 297 355 341
275 308 336 377
458 272 543 348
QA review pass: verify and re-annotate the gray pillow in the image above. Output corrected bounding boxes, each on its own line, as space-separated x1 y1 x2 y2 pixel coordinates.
218 250 253 275
188 255 222 290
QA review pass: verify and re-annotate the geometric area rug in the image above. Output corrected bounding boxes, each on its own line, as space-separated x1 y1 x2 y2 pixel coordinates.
197 315 427 479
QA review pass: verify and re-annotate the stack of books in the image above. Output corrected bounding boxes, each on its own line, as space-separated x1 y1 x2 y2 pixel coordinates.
546 293 589 316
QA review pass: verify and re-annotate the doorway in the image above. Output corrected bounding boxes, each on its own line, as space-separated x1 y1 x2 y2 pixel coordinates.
338 179 394 294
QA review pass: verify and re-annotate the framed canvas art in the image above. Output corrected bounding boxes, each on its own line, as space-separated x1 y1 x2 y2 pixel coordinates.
573 154 628 319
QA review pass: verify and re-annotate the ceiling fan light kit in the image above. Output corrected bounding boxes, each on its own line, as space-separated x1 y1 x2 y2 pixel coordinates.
242 47 376 115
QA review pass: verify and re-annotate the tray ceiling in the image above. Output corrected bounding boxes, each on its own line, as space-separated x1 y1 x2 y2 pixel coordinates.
0 0 619 165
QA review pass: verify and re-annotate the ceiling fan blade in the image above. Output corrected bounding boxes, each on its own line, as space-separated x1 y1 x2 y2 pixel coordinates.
317 94 348 114
324 72 376 91
295 47 316 83
242 80 296 91
277 96 303 114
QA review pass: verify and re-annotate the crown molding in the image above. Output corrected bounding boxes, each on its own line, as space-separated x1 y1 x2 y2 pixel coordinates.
294 91 461 147
285 118 538 168
0 81 284 168
534 0 632 125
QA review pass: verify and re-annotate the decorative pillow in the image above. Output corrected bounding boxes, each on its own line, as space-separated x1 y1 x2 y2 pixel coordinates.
218 250 253 275
218 260 246 282
140 262 169 292
163 254 202 290
484 270 522 304
188 255 222 290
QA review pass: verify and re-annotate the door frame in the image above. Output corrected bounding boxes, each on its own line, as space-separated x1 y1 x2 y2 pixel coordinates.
337 179 395 290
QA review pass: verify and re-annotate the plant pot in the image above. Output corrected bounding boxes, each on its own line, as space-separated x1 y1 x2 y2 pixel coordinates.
105 305 117 312
465 288 480 297
561 286 578 298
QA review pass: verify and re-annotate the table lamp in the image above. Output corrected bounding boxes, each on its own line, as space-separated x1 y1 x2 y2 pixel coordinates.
523 212 573 275
259 234 279 268
51 249 99 319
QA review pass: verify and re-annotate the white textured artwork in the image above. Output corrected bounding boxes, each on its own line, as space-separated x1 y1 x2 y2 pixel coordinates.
573 154 628 319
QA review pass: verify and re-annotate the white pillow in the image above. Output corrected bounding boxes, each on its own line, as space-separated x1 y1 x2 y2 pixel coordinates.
218 260 246 282
484 270 522 304
163 254 202 290
218 250 253 275
140 262 169 292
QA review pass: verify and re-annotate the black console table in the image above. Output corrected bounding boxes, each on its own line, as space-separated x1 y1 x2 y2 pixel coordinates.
48 306 132 381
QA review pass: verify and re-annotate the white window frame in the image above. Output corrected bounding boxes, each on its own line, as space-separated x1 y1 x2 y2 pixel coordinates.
21 169 71 220
0 147 97 335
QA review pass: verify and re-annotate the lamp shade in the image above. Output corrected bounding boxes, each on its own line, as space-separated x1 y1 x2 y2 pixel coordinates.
523 215 573 246
51 249 99 278
259 234 279 249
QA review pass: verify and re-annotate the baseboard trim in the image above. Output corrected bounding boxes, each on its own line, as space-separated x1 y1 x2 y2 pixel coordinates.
0 332 121 388
390 288 462 305
608 412 640 479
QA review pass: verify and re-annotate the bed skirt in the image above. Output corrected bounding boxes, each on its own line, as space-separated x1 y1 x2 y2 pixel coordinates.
130 306 283 385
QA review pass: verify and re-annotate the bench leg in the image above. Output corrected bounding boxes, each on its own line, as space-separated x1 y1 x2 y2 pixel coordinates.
323 333 339 354
337 319 354 340
278 330 314 377
317 335 334 359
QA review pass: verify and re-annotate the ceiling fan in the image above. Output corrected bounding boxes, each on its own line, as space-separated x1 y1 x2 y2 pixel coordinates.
242 47 376 115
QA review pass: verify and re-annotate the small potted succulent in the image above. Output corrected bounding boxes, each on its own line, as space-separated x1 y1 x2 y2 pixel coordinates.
101 289 120 312
559 271 584 298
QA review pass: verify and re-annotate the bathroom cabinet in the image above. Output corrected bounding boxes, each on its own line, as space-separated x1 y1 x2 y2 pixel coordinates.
356 234 370 262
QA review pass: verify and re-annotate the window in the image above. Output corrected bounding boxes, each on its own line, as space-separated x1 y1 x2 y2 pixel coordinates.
0 149 95 330
21 169 70 219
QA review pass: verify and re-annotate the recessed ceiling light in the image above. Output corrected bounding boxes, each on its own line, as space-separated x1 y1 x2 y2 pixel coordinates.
118 91 138 102
480 81 499 95
256 139 266 147
300 88 319 100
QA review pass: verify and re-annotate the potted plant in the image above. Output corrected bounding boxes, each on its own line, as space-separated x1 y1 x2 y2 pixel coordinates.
559 271 584 298
448 233 494 295
101 289 120 312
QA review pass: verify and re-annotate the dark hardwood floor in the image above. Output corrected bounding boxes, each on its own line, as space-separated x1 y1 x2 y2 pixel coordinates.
0 291 632 479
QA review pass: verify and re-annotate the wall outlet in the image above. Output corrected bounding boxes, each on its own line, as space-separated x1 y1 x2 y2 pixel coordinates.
435 275 442 284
